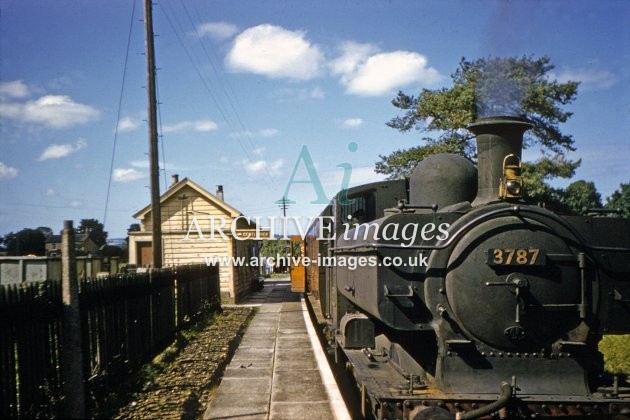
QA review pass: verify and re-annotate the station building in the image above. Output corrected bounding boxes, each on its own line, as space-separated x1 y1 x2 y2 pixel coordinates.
128 175 265 303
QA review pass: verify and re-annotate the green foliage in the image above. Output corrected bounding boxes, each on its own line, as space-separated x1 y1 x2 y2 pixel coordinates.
599 335 630 376
100 245 125 258
375 140 470 179
77 218 108 247
125 223 141 247
380 55 585 209
127 223 141 234
563 180 602 214
605 182 630 217
1 228 47 256
259 239 289 258
385 55 578 157
36 226 54 238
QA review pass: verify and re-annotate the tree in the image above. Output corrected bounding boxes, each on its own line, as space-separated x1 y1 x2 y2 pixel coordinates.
2 228 46 256
126 223 141 246
36 226 53 239
379 55 581 206
101 245 125 258
563 180 602 214
260 239 289 259
605 182 630 217
520 156 579 211
77 219 108 247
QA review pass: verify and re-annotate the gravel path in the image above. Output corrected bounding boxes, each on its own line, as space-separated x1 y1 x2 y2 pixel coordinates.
113 306 255 419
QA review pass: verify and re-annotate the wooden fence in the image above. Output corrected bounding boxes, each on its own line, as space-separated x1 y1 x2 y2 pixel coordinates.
0 264 219 418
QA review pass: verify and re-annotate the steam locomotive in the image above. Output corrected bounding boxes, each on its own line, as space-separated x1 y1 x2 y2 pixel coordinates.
292 116 630 419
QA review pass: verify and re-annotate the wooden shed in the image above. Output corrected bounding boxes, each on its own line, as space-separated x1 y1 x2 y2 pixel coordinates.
128 176 265 303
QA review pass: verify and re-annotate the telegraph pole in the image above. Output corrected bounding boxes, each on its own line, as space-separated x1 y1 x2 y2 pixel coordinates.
144 0 162 268
60 220 85 417
278 196 290 217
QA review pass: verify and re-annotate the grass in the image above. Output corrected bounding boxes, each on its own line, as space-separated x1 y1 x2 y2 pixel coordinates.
599 334 630 377
88 304 222 418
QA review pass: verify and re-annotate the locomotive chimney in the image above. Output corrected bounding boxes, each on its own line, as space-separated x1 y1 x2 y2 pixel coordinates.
216 185 224 201
468 116 533 206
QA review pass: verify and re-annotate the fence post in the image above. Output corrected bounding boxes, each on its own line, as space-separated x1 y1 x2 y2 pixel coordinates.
61 220 86 418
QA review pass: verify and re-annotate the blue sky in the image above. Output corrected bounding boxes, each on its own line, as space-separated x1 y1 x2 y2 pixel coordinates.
1 0 628 238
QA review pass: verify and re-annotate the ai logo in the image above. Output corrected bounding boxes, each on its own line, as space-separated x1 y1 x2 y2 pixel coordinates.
275 142 358 205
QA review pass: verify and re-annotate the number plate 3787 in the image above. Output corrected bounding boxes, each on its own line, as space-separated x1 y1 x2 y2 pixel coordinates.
487 248 546 266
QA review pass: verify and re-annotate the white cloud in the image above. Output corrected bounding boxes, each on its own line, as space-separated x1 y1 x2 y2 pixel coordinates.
113 168 146 183
162 119 218 133
224 27 441 96
330 41 379 76
338 50 443 96
129 160 179 171
551 68 616 92
309 86 325 100
194 120 219 131
331 42 442 96
0 80 30 98
226 24 324 81
117 116 141 132
69 200 83 208
253 147 265 156
342 118 363 128
271 86 326 102
242 159 283 176
46 188 56 197
259 128 279 137
0 95 100 128
195 21 238 41
0 162 18 180
230 128 279 138
38 139 87 161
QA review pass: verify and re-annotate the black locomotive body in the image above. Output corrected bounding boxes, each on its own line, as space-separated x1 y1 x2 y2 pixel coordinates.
301 117 630 419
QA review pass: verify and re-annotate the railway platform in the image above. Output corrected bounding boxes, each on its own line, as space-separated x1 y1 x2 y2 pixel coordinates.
203 277 350 420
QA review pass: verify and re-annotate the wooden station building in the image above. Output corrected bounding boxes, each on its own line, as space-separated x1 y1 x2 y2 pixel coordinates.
128 175 266 303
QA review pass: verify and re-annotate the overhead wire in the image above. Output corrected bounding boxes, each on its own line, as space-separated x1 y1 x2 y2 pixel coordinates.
103 0 137 228
177 1 268 167
156 1 280 189
155 3 246 151
155 71 169 191
103 0 285 236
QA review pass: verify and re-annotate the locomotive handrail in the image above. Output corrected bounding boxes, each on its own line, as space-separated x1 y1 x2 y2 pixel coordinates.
331 205 630 253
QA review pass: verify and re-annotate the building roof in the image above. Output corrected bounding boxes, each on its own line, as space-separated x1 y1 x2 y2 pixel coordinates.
46 233 92 244
133 177 242 220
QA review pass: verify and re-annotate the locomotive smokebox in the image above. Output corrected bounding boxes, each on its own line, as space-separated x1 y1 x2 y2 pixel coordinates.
468 116 533 205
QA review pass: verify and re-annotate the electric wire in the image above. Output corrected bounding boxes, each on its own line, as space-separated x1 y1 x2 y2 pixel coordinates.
155 3 254 174
155 70 169 191
156 2 280 189
155 68 176 264
177 0 279 189
103 0 137 228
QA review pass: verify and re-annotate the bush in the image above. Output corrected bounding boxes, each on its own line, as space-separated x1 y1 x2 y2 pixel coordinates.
599 335 630 376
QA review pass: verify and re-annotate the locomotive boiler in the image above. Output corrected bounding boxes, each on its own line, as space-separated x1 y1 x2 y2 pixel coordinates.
298 116 630 419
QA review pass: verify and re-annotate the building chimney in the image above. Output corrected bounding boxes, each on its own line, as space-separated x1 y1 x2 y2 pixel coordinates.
467 117 532 206
216 185 224 201
171 174 179 186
